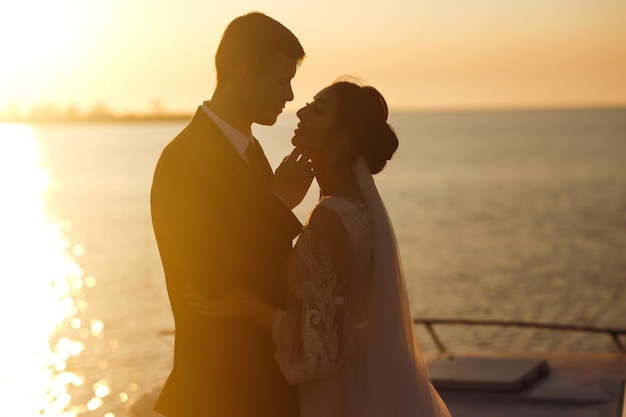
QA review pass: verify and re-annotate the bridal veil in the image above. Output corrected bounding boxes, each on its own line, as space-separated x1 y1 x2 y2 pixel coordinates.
354 156 450 416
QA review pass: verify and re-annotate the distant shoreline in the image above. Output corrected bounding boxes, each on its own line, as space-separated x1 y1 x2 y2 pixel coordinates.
1 106 624 124
0 113 193 124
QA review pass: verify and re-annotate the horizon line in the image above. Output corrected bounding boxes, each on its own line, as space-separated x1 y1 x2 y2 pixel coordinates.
1 104 625 125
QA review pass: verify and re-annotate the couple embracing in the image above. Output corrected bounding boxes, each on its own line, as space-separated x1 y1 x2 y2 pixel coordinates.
150 11 450 417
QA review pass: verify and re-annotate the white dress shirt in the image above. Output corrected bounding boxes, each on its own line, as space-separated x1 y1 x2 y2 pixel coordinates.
202 101 253 162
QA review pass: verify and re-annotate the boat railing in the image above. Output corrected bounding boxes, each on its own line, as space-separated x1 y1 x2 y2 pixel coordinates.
413 317 626 355
157 319 626 354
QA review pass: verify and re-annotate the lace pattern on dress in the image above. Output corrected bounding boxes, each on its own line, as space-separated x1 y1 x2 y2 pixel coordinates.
287 230 352 380
276 197 371 383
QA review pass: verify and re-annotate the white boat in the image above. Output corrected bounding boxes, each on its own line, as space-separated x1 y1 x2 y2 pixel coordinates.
128 318 626 417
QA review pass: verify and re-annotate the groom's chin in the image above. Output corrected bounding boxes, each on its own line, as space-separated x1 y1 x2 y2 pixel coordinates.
255 108 284 126
255 114 279 126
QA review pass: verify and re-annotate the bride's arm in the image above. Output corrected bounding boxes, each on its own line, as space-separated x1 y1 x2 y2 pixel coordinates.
273 205 355 384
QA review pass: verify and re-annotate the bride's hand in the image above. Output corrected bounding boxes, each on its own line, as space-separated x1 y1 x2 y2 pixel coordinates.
186 285 248 318
272 147 314 209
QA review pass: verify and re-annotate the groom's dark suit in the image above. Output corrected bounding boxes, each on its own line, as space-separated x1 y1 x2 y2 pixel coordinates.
150 107 302 417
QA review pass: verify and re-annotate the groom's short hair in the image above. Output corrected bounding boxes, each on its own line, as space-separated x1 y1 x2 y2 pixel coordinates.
215 12 304 83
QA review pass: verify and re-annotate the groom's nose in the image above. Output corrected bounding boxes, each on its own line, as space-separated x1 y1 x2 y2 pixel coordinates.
285 83 294 102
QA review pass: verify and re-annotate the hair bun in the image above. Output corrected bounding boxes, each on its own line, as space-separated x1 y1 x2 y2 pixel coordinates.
363 123 399 174
329 79 399 173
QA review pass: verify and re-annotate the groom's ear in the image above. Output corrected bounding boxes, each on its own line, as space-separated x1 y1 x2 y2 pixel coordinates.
228 64 254 86
239 64 260 87
231 65 247 82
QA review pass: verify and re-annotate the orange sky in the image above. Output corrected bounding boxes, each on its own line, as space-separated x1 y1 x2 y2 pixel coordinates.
1 0 625 115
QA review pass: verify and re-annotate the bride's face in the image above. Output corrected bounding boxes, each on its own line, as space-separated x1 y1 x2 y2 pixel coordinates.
291 87 342 151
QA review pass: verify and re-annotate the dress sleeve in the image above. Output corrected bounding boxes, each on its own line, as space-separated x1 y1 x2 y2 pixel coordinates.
273 207 354 384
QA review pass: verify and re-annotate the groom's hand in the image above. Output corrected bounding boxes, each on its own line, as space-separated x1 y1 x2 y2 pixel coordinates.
272 148 314 209
186 285 247 318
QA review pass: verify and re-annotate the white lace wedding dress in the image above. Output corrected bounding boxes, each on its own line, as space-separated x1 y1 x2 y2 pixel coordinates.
272 192 450 417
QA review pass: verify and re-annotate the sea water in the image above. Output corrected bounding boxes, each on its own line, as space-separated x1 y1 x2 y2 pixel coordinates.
0 108 624 416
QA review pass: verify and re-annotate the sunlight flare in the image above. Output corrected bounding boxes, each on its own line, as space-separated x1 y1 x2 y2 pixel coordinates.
0 1 81 66
0 123 84 416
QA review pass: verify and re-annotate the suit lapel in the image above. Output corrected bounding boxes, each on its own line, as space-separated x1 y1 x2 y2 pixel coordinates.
249 137 273 186
189 107 272 191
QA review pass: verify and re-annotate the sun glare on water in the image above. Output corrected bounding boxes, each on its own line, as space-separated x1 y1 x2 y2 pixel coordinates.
0 124 88 416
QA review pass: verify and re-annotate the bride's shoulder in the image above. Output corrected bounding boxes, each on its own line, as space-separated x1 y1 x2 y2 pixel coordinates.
305 202 344 233
319 195 366 211
318 196 368 219
303 196 369 232
300 197 371 254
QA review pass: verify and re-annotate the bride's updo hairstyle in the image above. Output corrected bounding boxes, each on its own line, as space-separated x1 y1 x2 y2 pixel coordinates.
329 79 399 174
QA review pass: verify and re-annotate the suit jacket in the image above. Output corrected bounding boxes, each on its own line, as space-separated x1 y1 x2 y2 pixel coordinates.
150 107 302 417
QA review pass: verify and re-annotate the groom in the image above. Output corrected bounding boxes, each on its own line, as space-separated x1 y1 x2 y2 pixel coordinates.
150 12 312 417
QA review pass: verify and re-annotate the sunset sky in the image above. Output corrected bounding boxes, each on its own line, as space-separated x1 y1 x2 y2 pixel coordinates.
1 0 625 115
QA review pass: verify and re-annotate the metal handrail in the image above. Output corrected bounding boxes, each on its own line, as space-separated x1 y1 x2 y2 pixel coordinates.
413 317 626 355
157 318 626 354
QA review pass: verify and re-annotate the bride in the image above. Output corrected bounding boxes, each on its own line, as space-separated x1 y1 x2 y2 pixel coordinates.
189 79 451 417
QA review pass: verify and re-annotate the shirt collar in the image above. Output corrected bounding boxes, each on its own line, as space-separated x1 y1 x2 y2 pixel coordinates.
202 101 252 161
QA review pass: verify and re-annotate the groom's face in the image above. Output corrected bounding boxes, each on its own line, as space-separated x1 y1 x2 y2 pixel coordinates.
246 54 298 126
